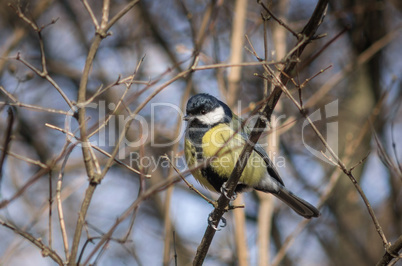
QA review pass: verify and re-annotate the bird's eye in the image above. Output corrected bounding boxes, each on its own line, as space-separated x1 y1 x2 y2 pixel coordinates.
200 110 206 115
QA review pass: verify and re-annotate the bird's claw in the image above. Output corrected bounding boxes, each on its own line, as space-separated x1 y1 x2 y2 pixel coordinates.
220 182 237 201
208 213 227 231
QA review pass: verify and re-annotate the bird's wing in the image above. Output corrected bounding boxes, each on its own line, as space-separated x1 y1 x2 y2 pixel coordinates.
230 114 284 186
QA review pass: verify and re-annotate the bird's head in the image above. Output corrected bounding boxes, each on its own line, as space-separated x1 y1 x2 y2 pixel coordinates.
184 93 231 126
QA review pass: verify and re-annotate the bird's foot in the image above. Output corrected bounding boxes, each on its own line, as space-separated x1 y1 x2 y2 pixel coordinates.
221 182 237 201
208 213 227 231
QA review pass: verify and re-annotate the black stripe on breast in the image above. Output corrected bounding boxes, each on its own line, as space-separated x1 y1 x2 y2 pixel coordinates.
201 166 250 193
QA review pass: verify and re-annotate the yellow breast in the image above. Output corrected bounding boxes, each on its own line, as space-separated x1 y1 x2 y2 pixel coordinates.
199 123 267 188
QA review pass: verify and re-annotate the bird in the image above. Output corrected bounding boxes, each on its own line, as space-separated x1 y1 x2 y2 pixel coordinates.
183 93 320 219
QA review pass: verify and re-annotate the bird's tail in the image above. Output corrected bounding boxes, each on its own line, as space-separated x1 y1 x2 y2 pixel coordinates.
274 187 320 219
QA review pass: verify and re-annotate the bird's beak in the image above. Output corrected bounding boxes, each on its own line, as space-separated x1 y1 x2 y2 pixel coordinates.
183 115 190 121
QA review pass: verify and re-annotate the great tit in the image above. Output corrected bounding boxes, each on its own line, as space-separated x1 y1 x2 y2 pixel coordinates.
184 93 320 219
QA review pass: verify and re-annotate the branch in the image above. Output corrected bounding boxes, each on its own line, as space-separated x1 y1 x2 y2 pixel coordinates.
272 62 388 266
258 1 299 38
0 138 72 209
0 219 63 265
81 172 183 265
376 235 402 266
9 4 74 109
56 143 76 260
193 0 329 264
267 58 389 248
69 1 140 263
0 108 14 188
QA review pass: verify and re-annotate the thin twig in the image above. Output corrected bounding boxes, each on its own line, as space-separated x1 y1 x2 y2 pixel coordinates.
297 65 333 89
48 171 53 250
0 86 17 102
82 0 99 28
349 152 371 172
299 26 349 71
193 60 284 70
0 134 72 209
0 146 48 169
305 25 402 109
0 218 63 265
390 123 402 177
97 64 196 183
272 92 384 266
268 62 389 248
258 1 299 38
118 111 146 244
88 56 145 138
91 145 148 177
0 108 14 188
106 0 140 32
81 172 181 265
372 124 401 179
57 143 76 260
45 123 148 177
163 155 216 206
0 101 72 115
9 5 74 109
173 231 178 266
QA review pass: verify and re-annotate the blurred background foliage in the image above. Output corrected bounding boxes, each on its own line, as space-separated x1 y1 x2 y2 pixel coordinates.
0 0 401 265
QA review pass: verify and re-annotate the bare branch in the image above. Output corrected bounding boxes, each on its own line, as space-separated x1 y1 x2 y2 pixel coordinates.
106 0 140 32
376 235 402 266
56 143 76 260
193 1 329 264
0 218 63 265
9 5 74 109
268 61 389 248
258 1 299 38
0 108 14 187
82 0 99 28
273 94 385 265
163 155 217 207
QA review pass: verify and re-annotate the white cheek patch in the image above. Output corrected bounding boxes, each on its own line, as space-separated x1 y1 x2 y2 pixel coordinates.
196 106 225 125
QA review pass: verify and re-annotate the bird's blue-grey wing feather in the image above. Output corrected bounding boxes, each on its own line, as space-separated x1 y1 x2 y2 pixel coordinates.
230 114 284 186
